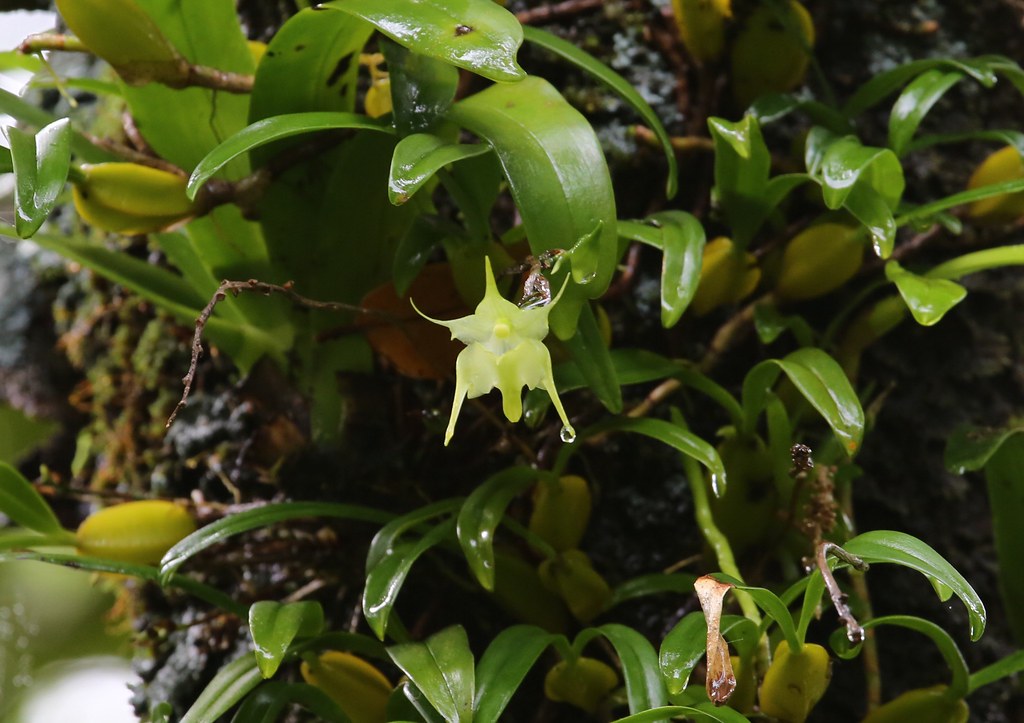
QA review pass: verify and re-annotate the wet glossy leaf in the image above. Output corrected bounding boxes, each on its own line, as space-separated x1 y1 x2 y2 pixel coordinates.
805 127 904 257
230 682 351 723
364 519 456 639
753 302 814 346
979 435 1024 644
321 0 525 83
249 601 325 678
884 260 966 326
9 118 71 238
843 531 986 640
563 303 622 413
749 92 853 135
181 653 263 723
0 145 12 174
598 623 668 713
0 462 69 537
475 625 557 723
187 113 393 196
907 129 1024 158
743 347 864 456
660 613 757 696
389 133 491 205
160 502 390 582
607 572 698 610
968 649 1024 694
842 57 998 117
711 576 801 653
944 423 1024 474
888 69 963 156
896 180 1024 228
448 76 617 339
611 705 750 723
388 625 475 723
457 467 542 590
382 38 460 137
522 25 678 198
367 498 463 571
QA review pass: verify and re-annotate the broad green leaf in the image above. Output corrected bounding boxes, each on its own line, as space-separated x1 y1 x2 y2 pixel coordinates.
438 151 504 243
9 118 71 238
0 462 69 537
980 435 1024 644
968 650 1024 694
742 347 864 456
888 69 963 156
843 530 986 640
367 498 463 571
805 127 904 257
0 145 12 174
474 625 556 723
563 303 622 413
448 76 618 339
389 133 491 205
364 519 456 639
0 550 245 616
180 653 263 723
456 467 541 590
127 0 254 172
186 113 393 196
611 705 750 723
321 0 525 83
230 682 351 723
388 625 475 723
0 88 107 162
607 572 698 610
708 115 770 247
382 38 460 137
598 623 668 714
160 502 390 582
944 423 1024 474
884 260 966 326
660 614 757 695
842 57 998 117
829 615 969 700
249 601 325 678
522 25 678 198
620 211 705 327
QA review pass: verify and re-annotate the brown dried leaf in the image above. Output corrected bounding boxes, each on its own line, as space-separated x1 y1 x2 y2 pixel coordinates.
694 574 737 705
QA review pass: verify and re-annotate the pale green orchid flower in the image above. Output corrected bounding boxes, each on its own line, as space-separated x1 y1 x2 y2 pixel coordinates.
414 258 574 445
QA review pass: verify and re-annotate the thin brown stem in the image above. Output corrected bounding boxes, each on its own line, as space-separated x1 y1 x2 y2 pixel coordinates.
815 541 869 644
18 32 87 54
80 132 187 175
184 64 254 94
515 0 605 24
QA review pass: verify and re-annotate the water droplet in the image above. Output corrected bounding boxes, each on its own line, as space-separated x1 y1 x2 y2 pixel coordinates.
709 472 727 497
580 271 598 284
559 426 576 444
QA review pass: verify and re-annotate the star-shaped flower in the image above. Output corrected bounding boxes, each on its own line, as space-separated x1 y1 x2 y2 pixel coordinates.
414 258 574 445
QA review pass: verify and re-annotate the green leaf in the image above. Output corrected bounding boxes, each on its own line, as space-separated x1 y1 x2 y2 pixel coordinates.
0 144 12 174
607 572 698 610
320 0 525 83
884 260 966 326
796 570 826 643
389 133 491 205
713 575 802 652
753 302 814 346
829 615 969 700
448 76 618 339
888 70 963 157
9 118 71 238
187 112 393 196
0 550 245 617
0 88 107 162
598 623 668 714
707 115 769 247
0 462 69 537
621 211 705 327
742 347 865 456
611 705 750 723
230 682 352 723
805 127 904 257
843 530 986 640
180 653 263 723
382 38 460 137
364 519 456 639
660 613 757 696
907 129 1024 158
456 467 541 590
522 25 678 198
160 502 390 582
968 650 1024 694
749 92 854 135
249 601 325 678
388 625 475 723
842 57 998 118
944 423 1024 474
367 498 463 572
563 303 622 413
979 435 1024 644
474 625 556 723
924 244 1024 281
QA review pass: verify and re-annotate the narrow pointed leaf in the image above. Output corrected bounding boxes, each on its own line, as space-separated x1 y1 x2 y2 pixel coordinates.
320 0 525 82
968 650 1024 694
907 129 1024 158
0 462 68 536
896 180 1024 228
180 653 263 723
563 303 622 412
187 113 393 196
885 260 966 326
598 623 668 714
842 57 998 117
945 423 1024 474
388 625 475 723
474 625 556 723
522 25 678 198
230 682 352 723
249 601 325 678
607 572 698 610
888 69 963 156
389 134 491 205
980 435 1024 644
843 530 986 640
610 705 750 723
10 118 71 238
367 498 462 571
